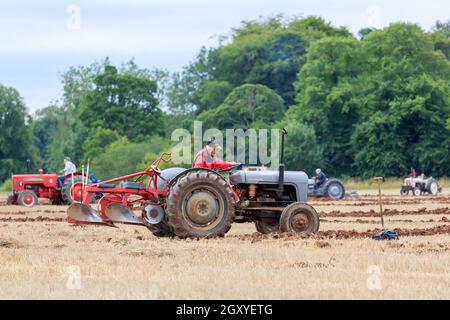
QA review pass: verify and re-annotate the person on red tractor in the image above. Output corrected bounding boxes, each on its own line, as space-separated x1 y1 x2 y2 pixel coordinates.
57 156 76 187
192 138 241 170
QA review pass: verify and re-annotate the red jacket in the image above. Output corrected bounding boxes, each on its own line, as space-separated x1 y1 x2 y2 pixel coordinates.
192 147 234 170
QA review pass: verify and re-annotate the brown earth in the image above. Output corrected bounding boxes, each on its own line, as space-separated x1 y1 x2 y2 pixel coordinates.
0 189 448 299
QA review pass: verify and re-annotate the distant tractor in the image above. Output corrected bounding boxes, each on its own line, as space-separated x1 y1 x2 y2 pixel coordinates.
7 169 88 207
400 175 441 196
307 178 346 199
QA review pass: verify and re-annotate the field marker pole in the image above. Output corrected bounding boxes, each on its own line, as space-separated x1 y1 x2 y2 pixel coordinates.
85 158 90 187
81 164 85 203
374 177 385 229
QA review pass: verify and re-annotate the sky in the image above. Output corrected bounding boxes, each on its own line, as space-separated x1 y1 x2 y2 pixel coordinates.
0 0 448 112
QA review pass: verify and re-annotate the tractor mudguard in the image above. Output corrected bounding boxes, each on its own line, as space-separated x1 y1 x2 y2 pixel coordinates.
168 167 218 189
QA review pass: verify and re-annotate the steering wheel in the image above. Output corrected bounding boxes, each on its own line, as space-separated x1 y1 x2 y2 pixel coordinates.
150 165 162 175
218 163 243 172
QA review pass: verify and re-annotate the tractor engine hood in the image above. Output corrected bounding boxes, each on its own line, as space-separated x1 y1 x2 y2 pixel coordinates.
230 170 309 202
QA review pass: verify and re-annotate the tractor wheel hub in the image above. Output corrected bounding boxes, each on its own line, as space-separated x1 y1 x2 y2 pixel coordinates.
291 213 310 232
186 191 218 225
71 184 83 202
328 184 342 198
23 195 33 205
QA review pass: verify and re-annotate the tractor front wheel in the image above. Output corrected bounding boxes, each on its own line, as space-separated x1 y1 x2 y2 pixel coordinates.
279 202 320 234
324 179 345 199
427 180 440 195
400 188 409 196
18 190 38 207
413 187 421 196
255 220 280 234
166 170 235 238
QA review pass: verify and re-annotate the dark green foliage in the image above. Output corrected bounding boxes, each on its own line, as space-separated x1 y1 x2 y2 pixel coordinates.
207 17 317 106
289 23 450 177
91 135 167 180
433 20 450 37
78 65 161 140
0 85 33 181
193 80 233 113
198 84 285 130
288 36 363 174
82 127 122 161
284 121 324 175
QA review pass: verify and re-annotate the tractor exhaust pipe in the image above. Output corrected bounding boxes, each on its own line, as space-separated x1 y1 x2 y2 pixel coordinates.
26 159 32 174
278 128 287 193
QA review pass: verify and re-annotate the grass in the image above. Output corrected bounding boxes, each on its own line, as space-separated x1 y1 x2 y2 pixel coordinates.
0 179 11 192
342 177 450 190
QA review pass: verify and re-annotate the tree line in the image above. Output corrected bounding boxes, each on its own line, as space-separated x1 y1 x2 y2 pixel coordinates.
0 16 449 182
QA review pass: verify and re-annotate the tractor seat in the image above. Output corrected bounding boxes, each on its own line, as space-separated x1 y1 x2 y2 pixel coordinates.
121 181 145 190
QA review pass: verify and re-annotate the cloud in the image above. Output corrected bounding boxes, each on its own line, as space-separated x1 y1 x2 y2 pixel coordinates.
0 28 214 54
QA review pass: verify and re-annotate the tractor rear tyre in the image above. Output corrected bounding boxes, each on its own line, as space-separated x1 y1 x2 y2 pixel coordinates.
255 220 280 234
6 193 15 205
18 190 38 207
427 179 439 195
166 170 235 238
279 202 320 234
51 198 63 205
61 175 88 205
323 179 345 199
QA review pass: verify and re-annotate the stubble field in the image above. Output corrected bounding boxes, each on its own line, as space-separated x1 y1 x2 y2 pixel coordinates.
0 189 449 299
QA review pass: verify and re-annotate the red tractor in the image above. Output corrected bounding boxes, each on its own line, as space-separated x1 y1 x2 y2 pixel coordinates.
67 131 320 238
7 169 87 207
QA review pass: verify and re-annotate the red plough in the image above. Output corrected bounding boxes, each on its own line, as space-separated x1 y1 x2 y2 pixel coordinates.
67 152 173 228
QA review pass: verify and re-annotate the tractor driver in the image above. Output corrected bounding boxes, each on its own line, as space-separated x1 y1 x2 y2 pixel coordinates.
192 138 241 171
314 168 328 189
58 156 77 187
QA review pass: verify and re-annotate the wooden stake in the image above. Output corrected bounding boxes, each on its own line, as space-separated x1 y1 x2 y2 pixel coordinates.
81 164 85 202
374 176 384 229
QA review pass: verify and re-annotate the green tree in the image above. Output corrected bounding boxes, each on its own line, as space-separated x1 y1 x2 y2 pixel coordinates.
193 80 233 113
0 84 33 181
287 36 363 174
358 27 375 40
208 17 309 105
284 121 324 174
287 16 351 42
91 135 168 179
79 65 161 140
431 20 450 60
287 23 450 177
164 47 212 116
198 84 285 129
82 127 122 161
354 23 450 176
62 59 109 111
32 106 63 161
433 20 450 37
